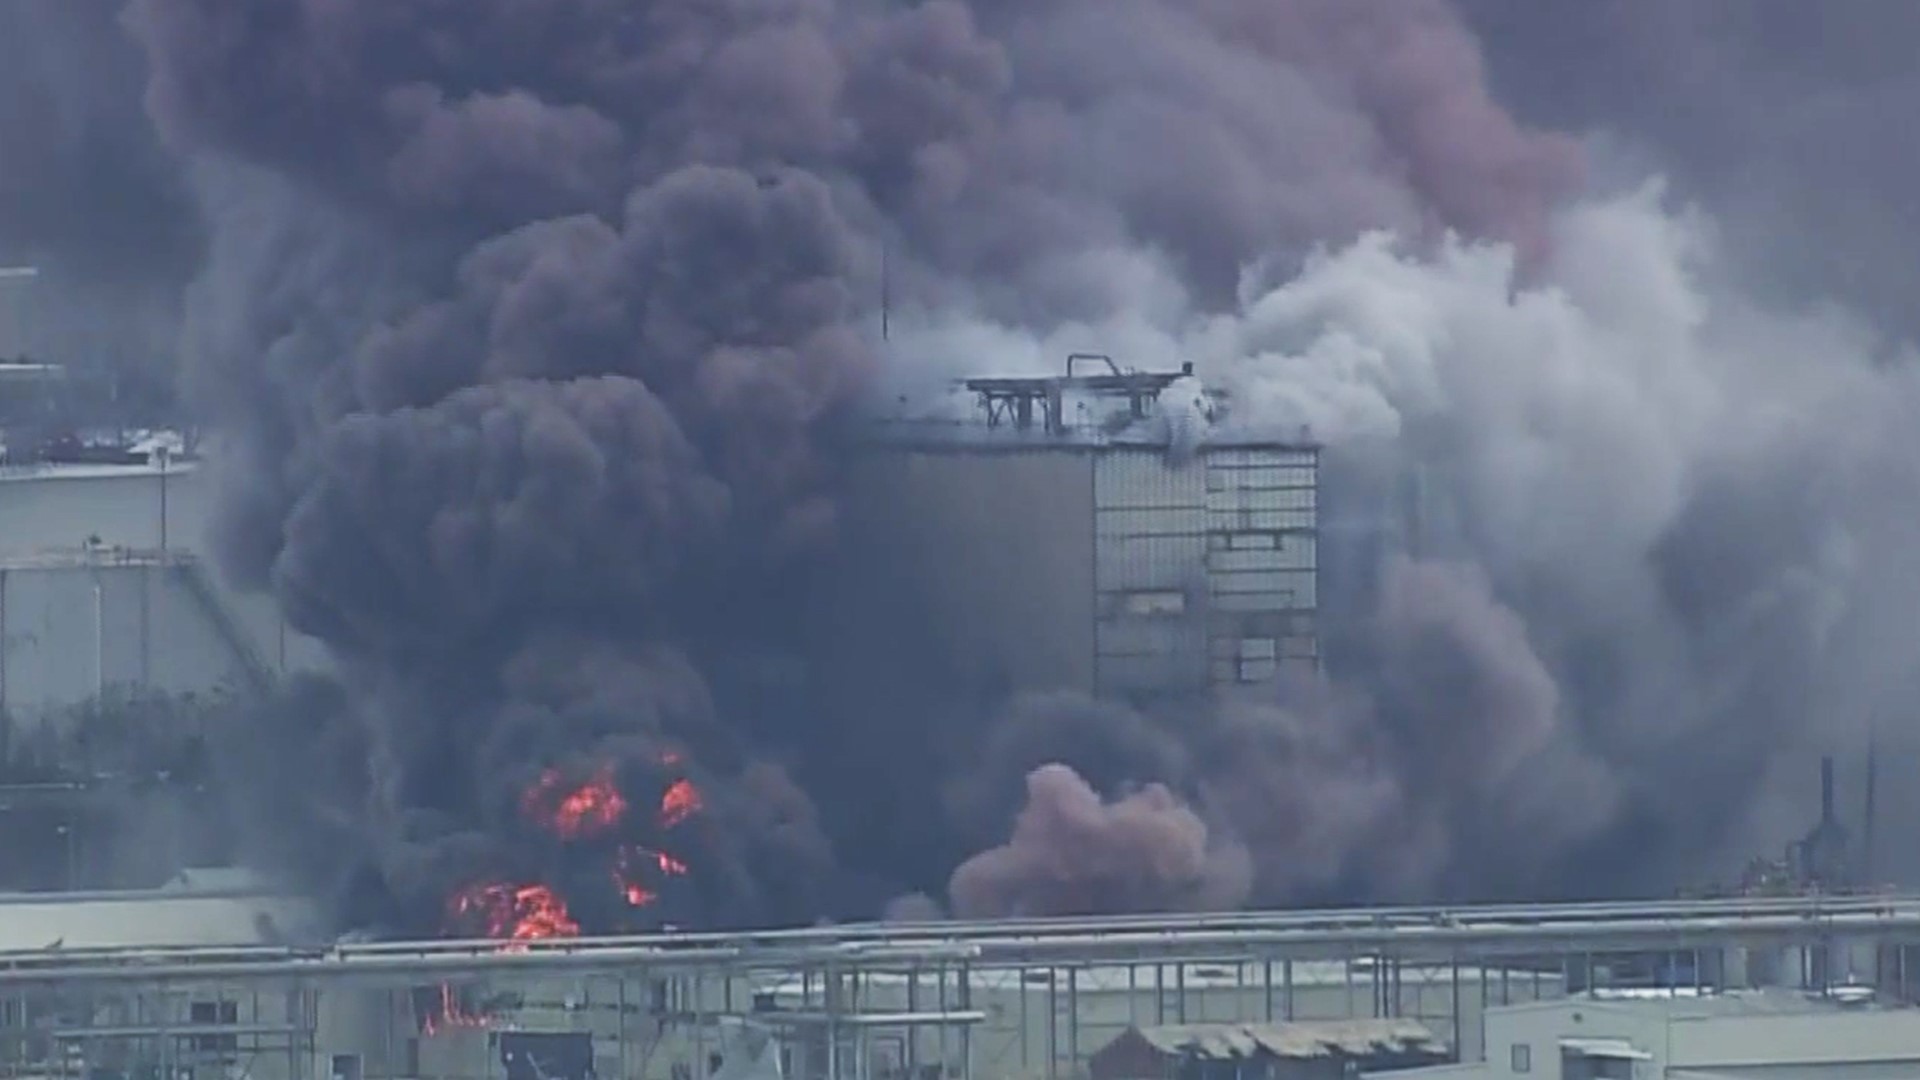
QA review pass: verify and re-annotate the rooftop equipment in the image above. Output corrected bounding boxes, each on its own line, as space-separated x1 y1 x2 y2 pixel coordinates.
962 354 1194 435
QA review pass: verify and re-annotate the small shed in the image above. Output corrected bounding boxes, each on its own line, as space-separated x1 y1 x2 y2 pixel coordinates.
1089 1020 1450 1080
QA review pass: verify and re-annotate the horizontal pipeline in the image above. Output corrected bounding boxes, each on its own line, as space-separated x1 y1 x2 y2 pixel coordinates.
2 909 1919 986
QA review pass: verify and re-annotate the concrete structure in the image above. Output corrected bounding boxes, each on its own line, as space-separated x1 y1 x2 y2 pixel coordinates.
1384 990 1920 1080
831 358 1318 708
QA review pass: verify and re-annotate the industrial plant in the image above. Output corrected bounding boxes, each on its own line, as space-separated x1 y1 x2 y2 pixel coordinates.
0 354 1909 1080
11 0 1920 1076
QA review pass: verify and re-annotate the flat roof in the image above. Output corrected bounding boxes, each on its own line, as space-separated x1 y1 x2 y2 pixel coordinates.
848 421 1317 454
0 461 197 484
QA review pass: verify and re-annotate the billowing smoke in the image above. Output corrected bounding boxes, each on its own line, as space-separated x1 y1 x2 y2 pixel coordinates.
949 764 1252 918
928 183 1920 911
1460 2 1920 341
34 0 1906 929
0 1 196 403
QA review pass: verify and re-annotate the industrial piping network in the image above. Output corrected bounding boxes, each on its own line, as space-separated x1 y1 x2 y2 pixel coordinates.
4 894 1920 986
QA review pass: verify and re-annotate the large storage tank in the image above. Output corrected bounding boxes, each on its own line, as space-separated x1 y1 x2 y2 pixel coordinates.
820 359 1319 709
0 460 327 719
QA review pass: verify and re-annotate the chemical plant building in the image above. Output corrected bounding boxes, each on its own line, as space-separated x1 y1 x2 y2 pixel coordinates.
825 355 1319 711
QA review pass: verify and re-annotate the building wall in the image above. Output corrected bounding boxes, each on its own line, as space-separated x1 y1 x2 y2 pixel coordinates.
0 560 258 716
828 442 1318 709
834 448 1099 697
1194 446 1318 685
1677 1066 1920 1080
1668 1011 1920 1072
1481 1001 1665 1078
1460 997 1920 1080
0 466 190 551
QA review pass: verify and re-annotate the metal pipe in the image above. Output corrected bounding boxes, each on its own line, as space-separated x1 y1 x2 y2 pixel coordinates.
304 893 1920 962
7 899 1920 986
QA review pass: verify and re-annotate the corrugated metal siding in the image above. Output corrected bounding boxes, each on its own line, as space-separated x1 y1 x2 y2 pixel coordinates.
1204 447 1319 686
1094 452 1209 696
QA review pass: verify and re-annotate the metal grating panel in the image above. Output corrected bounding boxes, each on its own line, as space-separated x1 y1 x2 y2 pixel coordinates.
1094 450 1210 696
1203 445 1319 687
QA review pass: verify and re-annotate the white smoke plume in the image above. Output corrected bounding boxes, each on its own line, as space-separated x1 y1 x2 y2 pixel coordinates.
940 182 1920 911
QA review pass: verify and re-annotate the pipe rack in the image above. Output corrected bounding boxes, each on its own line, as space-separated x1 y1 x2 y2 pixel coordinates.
0 894 1915 986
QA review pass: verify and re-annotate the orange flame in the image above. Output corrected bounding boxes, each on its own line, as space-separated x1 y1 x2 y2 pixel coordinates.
660 778 702 828
521 765 629 840
450 751 706 939
421 982 493 1036
447 881 581 944
612 843 689 909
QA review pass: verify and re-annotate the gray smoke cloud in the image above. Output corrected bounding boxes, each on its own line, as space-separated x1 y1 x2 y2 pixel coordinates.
112 0 1595 930
938 181 1920 905
0 1 197 401
949 764 1251 919
947 556 1621 916
1459 2 1920 341
46 0 1907 928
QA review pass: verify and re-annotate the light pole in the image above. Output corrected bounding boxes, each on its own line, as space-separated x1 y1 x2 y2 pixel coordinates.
157 444 170 553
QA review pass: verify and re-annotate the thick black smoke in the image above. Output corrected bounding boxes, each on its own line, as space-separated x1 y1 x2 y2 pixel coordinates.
112 0 1591 930
0 1 197 406
61 0 1916 929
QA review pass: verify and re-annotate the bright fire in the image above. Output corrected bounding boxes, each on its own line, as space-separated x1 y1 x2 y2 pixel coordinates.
660 778 703 827
447 881 581 944
420 982 493 1036
449 752 705 939
521 765 629 840
612 843 690 909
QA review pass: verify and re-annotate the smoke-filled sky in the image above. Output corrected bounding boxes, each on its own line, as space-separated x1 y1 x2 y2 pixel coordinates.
9 0 1920 926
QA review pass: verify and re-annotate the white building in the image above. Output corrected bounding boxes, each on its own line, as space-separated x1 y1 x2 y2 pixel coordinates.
1381 990 1920 1080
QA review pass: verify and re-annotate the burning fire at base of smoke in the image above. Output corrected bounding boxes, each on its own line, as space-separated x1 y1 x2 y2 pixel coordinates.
445 882 582 944
444 756 705 941
520 765 628 841
612 844 689 908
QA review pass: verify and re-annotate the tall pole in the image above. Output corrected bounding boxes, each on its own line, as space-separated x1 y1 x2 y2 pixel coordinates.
157 446 170 553
1865 727 1879 883
93 580 104 697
